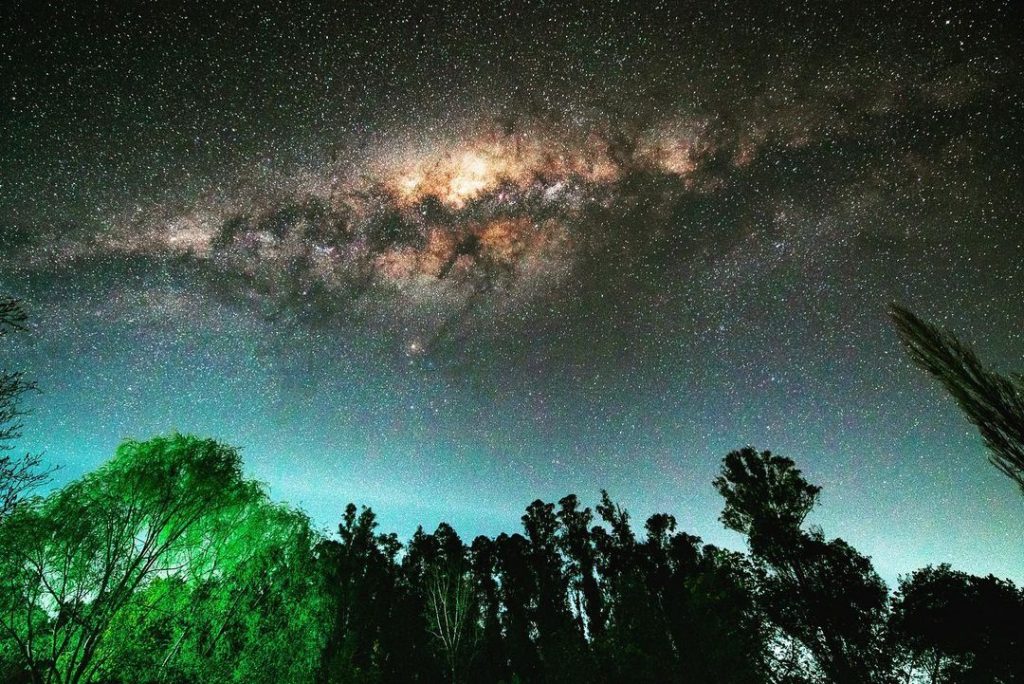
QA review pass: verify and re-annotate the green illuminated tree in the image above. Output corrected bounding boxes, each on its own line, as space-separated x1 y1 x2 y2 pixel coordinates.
129 502 328 683
0 434 264 684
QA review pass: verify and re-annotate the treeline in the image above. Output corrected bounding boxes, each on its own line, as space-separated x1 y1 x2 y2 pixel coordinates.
2 298 1024 683
1 436 1021 684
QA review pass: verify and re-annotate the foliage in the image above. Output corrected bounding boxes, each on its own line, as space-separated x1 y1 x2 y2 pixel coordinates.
890 564 1024 683
0 296 51 521
0 434 1019 683
715 447 891 684
714 447 820 556
0 434 328 684
891 304 1024 491
4 298 1021 682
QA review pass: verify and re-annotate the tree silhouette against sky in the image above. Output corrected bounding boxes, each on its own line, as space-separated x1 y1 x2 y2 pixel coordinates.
891 304 1024 492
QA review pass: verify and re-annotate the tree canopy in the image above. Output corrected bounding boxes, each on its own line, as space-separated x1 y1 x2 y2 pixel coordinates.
0 300 1020 682
891 304 1024 491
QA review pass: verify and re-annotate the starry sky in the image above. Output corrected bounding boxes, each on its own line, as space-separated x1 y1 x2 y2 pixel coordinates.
1 0 1022 584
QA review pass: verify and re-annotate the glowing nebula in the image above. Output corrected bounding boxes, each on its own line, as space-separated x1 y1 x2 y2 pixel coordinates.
373 120 722 210
71 114 784 337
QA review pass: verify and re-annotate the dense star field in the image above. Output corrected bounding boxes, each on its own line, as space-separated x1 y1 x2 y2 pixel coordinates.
1 0 1022 584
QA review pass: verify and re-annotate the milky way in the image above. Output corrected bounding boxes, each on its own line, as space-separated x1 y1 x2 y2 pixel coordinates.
1 0 1023 583
66 115 761 355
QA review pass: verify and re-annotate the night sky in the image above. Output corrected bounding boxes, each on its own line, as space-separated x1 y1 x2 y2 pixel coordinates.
2 1 1022 584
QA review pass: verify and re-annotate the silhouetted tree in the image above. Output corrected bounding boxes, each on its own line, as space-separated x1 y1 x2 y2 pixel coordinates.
891 304 1024 491
714 448 819 559
318 504 404 683
520 499 592 681
715 447 891 684
405 523 478 684
0 296 50 520
556 495 604 641
467 536 508 684
889 564 1024 683
493 532 542 681
591 492 676 682
665 543 770 684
